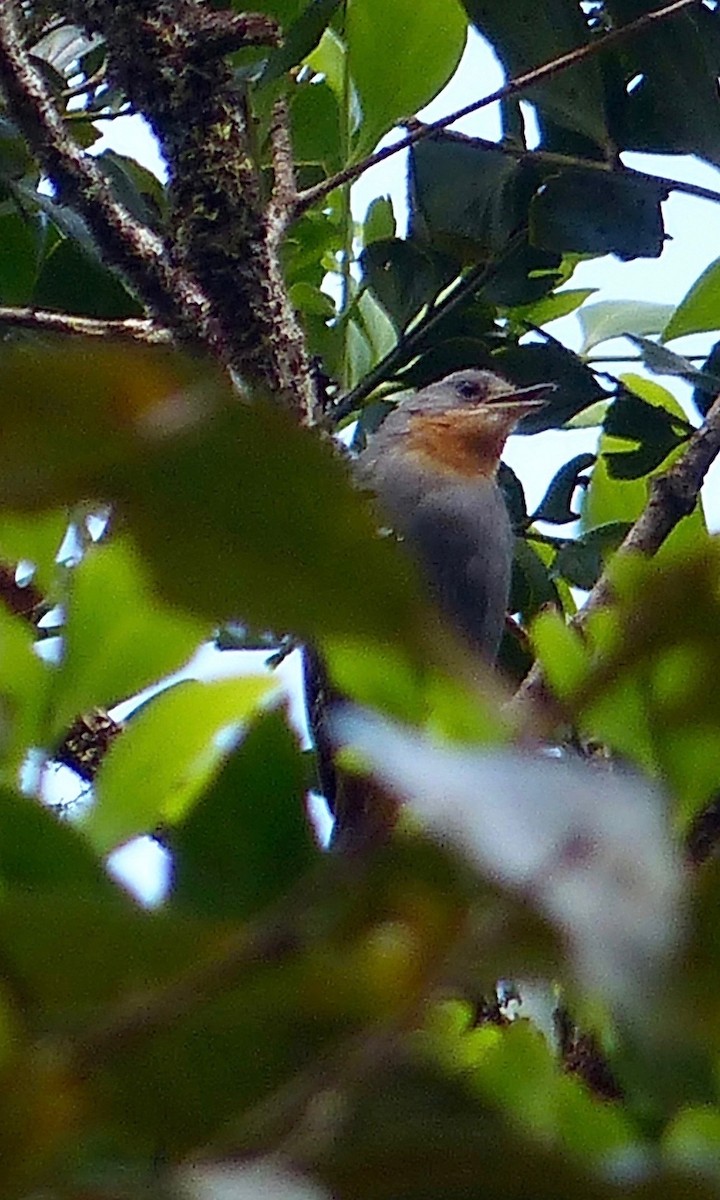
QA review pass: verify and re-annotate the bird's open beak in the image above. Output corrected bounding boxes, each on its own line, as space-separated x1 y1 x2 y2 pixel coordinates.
485 381 556 412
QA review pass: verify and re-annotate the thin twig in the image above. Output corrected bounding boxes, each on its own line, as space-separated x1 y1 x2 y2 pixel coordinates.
513 391 720 716
294 0 700 216
0 305 172 343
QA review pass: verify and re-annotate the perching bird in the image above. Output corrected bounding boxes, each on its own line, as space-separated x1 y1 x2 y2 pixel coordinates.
305 368 553 849
354 368 552 661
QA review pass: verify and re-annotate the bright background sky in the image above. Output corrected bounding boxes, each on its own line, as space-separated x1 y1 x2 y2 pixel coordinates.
80 26 720 901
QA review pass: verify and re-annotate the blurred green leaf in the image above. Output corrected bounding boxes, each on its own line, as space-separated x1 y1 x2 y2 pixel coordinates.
48 537 205 736
88 676 273 852
171 709 319 919
0 509 66 594
0 607 51 777
0 786 113 897
362 195 396 247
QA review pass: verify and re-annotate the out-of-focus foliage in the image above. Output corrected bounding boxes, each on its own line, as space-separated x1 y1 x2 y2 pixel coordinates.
2 1 720 1198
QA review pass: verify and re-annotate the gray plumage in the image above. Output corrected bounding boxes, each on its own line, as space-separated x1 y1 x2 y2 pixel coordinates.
356 369 549 660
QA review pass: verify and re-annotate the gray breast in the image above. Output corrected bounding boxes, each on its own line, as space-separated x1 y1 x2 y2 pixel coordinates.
357 449 513 661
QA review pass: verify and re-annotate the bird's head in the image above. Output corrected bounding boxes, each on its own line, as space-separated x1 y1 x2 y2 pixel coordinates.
397 368 554 478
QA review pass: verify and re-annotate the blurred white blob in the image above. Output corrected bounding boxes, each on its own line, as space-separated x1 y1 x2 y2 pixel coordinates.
332 709 684 1012
178 1159 329 1200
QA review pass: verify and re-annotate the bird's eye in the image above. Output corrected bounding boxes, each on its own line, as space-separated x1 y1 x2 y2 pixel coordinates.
455 380 480 400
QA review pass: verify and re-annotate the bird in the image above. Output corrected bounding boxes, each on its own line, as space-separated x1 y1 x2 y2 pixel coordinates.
354 367 553 662
305 368 553 850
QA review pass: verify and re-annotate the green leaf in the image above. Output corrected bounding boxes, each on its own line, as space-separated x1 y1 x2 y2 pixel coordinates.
494 341 605 432
289 77 342 175
361 237 449 331
0 211 41 305
692 340 720 417
95 150 166 230
33 237 142 319
171 710 319 920
530 171 668 260
410 134 537 265
347 0 466 157
87 676 273 852
578 299 676 355
605 0 720 166
48 538 205 737
462 0 609 146
553 522 630 590
508 287 596 331
603 391 689 480
362 195 396 246
532 453 596 525
0 786 113 898
0 509 67 594
0 607 51 778
664 257 720 341
585 374 707 565
510 538 559 620
261 0 342 83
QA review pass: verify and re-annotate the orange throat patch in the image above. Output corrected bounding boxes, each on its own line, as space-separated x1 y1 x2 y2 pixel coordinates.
406 409 514 478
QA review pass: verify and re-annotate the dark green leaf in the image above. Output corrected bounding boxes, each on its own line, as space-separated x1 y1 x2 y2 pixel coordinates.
33 237 142 319
494 342 605 432
261 0 342 83
603 392 689 480
361 238 448 331
171 710 319 919
462 0 608 147
510 537 558 619
95 149 167 230
0 210 41 305
410 133 539 264
533 453 596 525
628 335 720 392
498 462 528 532
605 0 720 166
530 171 668 260
0 787 114 898
692 341 720 417
554 522 631 590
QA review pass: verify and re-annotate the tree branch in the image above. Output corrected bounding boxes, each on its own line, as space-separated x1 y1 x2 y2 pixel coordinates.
64 0 317 422
0 3 212 348
0 305 172 344
513 391 720 717
294 0 699 216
